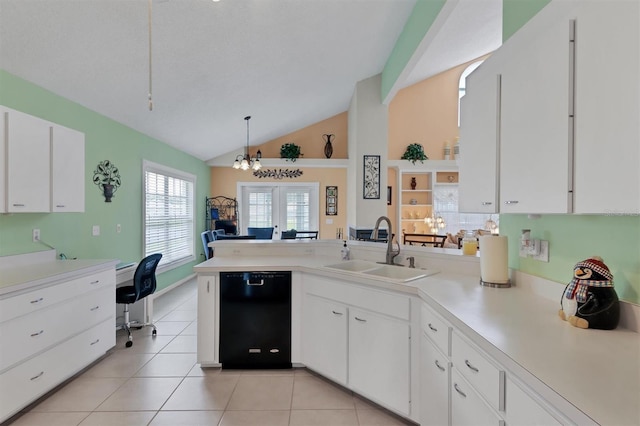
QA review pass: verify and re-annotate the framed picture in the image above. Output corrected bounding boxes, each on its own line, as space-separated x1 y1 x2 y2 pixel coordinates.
326 186 338 215
387 186 392 205
363 155 380 199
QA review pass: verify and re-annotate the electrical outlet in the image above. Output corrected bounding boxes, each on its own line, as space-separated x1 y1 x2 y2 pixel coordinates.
533 240 549 262
116 224 122 233
32 228 40 242
92 225 100 236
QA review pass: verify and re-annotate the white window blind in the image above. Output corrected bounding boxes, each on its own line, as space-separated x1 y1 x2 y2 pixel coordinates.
144 161 195 267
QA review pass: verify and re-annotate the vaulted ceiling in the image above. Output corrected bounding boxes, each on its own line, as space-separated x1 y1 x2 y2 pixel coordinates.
0 0 501 162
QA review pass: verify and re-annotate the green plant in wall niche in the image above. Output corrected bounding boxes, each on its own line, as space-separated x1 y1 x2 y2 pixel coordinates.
280 143 302 162
93 160 121 202
401 143 428 164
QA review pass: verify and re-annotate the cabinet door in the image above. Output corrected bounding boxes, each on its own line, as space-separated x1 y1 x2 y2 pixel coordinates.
197 274 217 365
505 376 561 426
451 369 501 426
302 294 347 385
349 307 410 416
499 12 572 214
573 1 640 213
0 108 6 213
420 331 450 426
51 124 85 212
458 58 500 214
6 109 51 212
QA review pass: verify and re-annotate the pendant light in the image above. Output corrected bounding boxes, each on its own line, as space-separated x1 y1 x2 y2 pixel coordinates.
233 116 262 171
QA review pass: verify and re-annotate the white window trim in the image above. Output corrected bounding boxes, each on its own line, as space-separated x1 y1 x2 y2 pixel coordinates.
143 160 197 273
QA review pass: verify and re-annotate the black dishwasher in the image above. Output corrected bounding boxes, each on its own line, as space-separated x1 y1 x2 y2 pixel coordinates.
219 271 292 369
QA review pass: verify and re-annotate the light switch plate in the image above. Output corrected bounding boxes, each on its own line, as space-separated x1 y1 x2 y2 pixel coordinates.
92 225 100 236
533 240 549 262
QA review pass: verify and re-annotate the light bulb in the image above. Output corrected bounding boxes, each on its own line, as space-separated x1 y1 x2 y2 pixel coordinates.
233 160 240 169
252 159 262 170
240 159 249 170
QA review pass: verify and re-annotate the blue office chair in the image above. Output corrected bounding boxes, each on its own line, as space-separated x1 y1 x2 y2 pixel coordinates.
247 227 274 239
116 253 162 348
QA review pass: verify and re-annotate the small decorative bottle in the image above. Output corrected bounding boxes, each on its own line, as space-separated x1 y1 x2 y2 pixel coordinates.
340 240 350 260
443 141 451 160
410 177 417 190
454 137 460 160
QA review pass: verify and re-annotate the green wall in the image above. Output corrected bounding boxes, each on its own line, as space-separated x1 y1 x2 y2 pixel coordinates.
0 70 211 291
499 0 639 305
381 0 446 101
503 0 551 42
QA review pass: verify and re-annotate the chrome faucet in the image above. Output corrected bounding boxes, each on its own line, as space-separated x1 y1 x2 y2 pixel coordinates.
372 216 401 265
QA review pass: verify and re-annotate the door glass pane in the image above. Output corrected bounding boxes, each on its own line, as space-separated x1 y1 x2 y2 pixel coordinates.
248 191 272 227
284 189 311 230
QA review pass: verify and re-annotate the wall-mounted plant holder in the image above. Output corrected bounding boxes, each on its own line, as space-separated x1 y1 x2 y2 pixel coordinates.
93 160 121 202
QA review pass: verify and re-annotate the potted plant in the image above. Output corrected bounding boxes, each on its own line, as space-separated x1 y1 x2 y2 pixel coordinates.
92 160 121 202
280 142 302 162
401 143 428 164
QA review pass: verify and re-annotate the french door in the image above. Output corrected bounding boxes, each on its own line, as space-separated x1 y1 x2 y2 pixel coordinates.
238 183 319 238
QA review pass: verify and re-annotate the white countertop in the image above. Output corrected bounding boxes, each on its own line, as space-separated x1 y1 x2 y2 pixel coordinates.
194 253 640 425
0 259 120 296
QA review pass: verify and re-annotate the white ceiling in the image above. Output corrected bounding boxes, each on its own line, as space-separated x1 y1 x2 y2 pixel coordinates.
0 0 501 162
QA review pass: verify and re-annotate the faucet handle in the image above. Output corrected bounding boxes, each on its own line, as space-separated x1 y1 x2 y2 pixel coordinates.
406 256 415 268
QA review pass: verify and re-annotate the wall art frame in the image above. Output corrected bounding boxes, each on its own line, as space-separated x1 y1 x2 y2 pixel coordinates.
326 186 338 215
363 155 380 199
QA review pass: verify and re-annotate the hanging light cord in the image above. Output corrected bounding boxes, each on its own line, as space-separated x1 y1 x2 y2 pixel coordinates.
148 0 153 111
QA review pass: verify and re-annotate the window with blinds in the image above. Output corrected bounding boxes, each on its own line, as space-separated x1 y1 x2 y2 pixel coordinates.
143 161 196 267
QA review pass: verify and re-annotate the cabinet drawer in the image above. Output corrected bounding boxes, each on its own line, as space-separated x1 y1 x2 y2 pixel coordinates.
505 377 562 426
451 331 505 411
0 318 114 423
421 303 450 356
451 368 502 426
0 287 113 372
0 269 114 323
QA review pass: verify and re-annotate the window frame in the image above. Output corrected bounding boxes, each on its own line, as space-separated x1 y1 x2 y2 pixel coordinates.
142 160 197 272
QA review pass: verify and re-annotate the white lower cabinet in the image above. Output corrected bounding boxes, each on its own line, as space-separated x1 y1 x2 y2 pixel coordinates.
451 368 502 426
302 294 347 385
0 267 115 423
420 331 450 426
302 273 414 420
504 376 562 426
197 274 217 366
349 307 411 416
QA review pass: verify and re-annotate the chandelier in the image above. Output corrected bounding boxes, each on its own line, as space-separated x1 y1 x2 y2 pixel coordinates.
424 213 446 234
233 116 262 171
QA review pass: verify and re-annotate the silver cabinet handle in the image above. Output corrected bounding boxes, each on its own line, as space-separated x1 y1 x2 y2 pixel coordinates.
56 204 65 208
465 359 479 373
30 297 44 304
332 310 343 316
504 200 519 204
481 202 493 205
434 360 445 372
30 330 44 337
207 280 210 293
454 383 467 398
428 323 437 332
90 280 100 285
30 371 45 381
355 317 366 322
246 279 264 286
90 339 100 346
90 305 100 311
12 203 25 207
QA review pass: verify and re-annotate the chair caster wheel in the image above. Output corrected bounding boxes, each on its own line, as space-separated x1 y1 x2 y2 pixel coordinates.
125 340 133 348
152 329 157 336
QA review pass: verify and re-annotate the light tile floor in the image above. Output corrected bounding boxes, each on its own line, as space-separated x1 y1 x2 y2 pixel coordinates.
8 279 414 426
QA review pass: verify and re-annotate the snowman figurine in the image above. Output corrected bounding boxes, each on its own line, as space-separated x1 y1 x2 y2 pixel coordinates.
558 256 620 330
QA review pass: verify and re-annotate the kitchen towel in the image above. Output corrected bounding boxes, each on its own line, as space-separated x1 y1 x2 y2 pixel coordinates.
479 235 509 284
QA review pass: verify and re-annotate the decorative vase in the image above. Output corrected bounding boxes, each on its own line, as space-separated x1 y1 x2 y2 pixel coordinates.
103 183 114 202
323 134 334 159
410 177 417 190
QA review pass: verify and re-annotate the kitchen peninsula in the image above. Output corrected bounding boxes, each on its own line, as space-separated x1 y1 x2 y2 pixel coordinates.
194 239 639 426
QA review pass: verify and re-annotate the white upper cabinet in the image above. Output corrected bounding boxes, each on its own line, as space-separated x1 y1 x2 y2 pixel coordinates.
573 1 640 214
458 57 501 214
51 124 85 212
6 108 51 213
499 6 573 214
